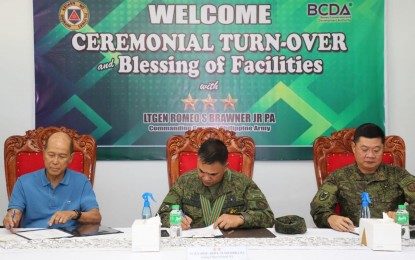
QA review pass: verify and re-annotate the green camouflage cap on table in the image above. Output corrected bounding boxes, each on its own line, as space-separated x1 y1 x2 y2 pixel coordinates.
274 215 307 234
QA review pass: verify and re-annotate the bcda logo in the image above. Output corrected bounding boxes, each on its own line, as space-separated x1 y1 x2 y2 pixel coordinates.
307 3 351 16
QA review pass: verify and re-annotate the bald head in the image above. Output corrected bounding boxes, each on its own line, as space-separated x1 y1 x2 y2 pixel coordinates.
43 131 74 180
44 132 74 154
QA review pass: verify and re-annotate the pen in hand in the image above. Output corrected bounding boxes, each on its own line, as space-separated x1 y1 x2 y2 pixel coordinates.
8 209 16 230
181 210 191 229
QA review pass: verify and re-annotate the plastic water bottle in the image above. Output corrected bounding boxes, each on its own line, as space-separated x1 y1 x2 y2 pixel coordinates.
141 192 156 219
169 204 182 238
396 204 410 239
360 192 371 219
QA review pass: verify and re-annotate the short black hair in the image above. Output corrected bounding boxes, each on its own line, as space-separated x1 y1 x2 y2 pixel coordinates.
354 123 385 144
198 138 228 165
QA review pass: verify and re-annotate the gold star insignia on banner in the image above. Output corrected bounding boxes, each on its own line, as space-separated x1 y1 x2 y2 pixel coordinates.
221 93 238 111
181 93 198 111
202 94 217 111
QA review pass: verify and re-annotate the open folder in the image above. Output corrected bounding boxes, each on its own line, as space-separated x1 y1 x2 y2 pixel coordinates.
222 228 275 238
16 228 73 240
15 225 122 240
59 224 122 237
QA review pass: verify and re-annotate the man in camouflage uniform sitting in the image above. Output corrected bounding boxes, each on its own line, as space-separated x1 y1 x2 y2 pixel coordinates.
158 138 274 230
310 123 415 232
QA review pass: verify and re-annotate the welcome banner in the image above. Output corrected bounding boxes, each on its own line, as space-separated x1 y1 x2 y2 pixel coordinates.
34 0 384 160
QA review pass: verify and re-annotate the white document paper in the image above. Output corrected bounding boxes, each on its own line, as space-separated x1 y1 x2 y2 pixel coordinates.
16 228 73 240
0 232 20 242
182 224 223 238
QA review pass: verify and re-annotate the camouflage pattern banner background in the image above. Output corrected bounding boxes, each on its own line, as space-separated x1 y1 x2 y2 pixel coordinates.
34 0 384 160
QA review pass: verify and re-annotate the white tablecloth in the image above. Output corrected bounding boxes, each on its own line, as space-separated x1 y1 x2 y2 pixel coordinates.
1 228 414 259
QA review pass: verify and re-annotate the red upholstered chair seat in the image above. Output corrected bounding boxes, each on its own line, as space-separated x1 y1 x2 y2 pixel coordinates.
313 128 406 215
178 152 243 176
16 152 85 178
326 153 394 174
4 126 97 200
167 127 255 188
325 153 396 214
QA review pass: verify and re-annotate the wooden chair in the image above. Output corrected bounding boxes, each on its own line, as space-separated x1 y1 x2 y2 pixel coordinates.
4 126 97 200
313 128 406 188
166 127 255 188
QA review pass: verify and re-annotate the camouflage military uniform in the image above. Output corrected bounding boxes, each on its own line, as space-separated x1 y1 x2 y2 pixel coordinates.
158 169 274 228
310 163 415 227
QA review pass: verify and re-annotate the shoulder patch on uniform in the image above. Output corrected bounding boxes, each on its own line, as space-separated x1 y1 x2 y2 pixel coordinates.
257 201 267 209
407 182 415 192
160 205 170 212
319 191 330 201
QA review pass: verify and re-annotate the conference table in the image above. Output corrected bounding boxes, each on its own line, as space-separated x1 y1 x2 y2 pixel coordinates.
1 227 414 259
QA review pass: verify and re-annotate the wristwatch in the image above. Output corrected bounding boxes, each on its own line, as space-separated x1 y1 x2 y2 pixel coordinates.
73 210 82 220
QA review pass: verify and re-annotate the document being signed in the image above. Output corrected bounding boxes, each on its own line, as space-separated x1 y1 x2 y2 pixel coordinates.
181 224 223 238
16 229 73 240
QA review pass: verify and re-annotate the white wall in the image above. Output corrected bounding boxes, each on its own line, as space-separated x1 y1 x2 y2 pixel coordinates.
1 0 414 228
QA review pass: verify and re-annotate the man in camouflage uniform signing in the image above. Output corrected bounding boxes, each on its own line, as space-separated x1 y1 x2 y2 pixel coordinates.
310 123 415 232
158 138 274 230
